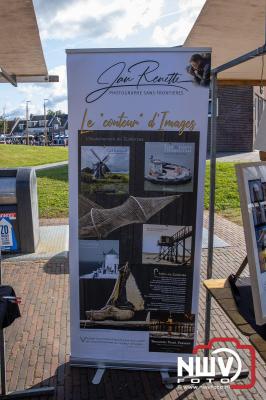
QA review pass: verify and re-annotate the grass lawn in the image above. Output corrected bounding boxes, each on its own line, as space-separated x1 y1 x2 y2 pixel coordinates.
37 161 242 225
0 144 242 222
205 161 242 225
37 166 69 218
0 144 68 167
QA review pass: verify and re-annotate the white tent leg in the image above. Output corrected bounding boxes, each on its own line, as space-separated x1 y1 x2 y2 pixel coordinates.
91 368 105 385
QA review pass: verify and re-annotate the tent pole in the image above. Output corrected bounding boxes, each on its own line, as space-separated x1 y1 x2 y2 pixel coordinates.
204 72 217 355
212 45 266 74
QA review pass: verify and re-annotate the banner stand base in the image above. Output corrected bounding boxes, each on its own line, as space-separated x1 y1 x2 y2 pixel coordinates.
88 366 249 390
160 369 249 387
0 387 55 399
160 372 174 389
91 368 105 385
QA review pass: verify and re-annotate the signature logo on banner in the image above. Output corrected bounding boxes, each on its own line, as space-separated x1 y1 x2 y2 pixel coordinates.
177 338 256 389
85 60 192 103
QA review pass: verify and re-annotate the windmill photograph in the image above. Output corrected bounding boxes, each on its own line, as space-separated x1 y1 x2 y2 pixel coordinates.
80 145 130 199
90 148 111 179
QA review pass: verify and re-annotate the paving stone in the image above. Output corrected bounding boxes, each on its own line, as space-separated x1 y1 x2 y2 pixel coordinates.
1 212 265 399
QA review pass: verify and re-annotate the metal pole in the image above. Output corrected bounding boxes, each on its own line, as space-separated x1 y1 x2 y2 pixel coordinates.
44 100 47 146
44 99 49 146
25 101 30 146
212 44 266 74
204 72 217 355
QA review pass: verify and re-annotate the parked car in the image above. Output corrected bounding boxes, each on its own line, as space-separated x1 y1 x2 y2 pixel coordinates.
0 134 6 143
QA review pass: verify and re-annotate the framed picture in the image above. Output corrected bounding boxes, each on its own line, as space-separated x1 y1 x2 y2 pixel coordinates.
236 162 266 325
248 179 264 203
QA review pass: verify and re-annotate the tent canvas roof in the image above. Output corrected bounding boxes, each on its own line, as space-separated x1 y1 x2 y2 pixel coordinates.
184 0 266 84
0 0 57 83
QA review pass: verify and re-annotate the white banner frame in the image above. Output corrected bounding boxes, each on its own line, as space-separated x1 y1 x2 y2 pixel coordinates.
67 47 211 370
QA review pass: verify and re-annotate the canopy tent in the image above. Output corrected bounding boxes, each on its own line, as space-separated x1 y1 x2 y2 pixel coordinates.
183 0 266 356
184 0 266 85
0 0 58 85
0 1 56 398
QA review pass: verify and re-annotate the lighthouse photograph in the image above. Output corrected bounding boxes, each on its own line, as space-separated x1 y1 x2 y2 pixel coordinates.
79 240 120 279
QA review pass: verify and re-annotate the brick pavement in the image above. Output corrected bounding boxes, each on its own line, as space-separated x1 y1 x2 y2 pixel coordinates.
1 213 266 399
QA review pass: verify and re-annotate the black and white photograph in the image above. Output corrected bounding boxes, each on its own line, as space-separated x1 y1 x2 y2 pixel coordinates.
248 179 264 203
79 240 120 279
255 226 266 273
252 204 266 226
144 142 195 192
142 224 192 266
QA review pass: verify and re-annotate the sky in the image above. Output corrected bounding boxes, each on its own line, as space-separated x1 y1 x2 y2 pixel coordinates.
0 0 205 119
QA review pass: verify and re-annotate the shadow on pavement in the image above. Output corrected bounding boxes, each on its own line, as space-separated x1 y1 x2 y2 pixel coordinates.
22 362 191 400
43 255 69 275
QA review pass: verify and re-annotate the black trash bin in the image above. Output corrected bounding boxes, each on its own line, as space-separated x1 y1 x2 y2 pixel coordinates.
0 168 40 253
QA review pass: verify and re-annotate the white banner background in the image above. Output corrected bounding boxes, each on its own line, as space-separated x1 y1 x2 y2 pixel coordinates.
67 48 211 369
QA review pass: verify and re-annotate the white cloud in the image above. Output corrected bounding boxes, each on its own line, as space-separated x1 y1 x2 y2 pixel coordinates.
35 0 164 41
6 65 67 118
152 0 205 45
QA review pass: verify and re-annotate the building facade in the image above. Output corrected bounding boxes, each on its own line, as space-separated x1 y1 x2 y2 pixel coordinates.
10 113 68 139
208 85 266 152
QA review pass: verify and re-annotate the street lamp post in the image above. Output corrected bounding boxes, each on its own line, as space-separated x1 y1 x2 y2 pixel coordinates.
25 101 30 145
43 99 48 146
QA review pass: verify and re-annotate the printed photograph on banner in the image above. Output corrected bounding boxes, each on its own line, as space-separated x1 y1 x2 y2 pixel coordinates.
79 240 120 279
149 312 195 353
80 145 129 198
144 142 195 192
142 224 192 266
186 52 211 87
79 145 130 239
80 249 148 329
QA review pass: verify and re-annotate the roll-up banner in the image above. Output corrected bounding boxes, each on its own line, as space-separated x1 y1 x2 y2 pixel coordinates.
67 48 211 370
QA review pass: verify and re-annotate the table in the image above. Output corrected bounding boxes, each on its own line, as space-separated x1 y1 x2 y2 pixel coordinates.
203 279 266 362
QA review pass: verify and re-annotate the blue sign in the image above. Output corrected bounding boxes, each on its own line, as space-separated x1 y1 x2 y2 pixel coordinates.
0 214 18 252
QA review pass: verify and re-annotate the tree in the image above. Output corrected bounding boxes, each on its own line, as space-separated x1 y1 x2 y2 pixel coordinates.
0 118 7 133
